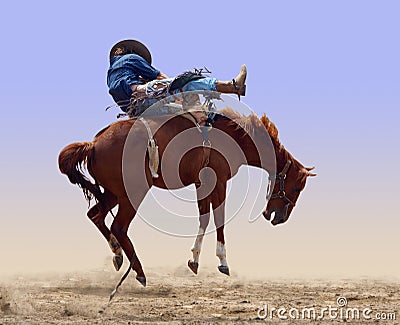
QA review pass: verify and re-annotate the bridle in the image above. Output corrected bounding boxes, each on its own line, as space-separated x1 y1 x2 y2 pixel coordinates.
268 159 295 208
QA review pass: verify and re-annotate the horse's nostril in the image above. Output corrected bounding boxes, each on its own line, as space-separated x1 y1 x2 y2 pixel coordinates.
263 209 273 221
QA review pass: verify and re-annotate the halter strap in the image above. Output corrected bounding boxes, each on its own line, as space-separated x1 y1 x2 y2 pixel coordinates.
280 159 292 177
268 159 296 207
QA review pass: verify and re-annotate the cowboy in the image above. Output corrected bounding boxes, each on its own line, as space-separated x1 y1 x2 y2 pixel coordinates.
107 39 247 114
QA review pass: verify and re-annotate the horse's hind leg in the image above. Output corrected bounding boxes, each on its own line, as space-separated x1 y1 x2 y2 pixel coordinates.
87 189 123 271
188 190 211 275
111 197 146 286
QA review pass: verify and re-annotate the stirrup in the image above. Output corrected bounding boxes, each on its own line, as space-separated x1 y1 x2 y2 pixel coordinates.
232 79 246 101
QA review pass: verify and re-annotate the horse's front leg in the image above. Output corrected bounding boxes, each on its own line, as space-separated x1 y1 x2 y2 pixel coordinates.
214 202 229 275
212 183 229 276
188 189 211 274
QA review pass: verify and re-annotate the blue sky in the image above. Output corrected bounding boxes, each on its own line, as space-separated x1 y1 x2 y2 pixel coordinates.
0 1 399 277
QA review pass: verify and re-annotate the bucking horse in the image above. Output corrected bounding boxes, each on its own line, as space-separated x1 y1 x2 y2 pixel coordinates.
58 99 315 295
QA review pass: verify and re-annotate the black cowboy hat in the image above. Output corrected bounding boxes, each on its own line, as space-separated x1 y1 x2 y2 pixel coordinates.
109 39 152 64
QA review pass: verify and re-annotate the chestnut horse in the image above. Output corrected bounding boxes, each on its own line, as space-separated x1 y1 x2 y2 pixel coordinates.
58 109 315 287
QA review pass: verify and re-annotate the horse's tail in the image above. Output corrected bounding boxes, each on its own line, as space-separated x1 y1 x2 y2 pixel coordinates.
58 141 102 203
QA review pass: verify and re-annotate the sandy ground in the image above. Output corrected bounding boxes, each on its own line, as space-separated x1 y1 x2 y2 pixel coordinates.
0 266 399 324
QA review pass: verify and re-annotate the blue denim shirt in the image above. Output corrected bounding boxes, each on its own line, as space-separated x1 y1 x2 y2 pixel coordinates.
107 54 160 105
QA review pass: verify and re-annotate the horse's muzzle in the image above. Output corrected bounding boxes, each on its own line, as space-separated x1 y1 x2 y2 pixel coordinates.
263 205 290 226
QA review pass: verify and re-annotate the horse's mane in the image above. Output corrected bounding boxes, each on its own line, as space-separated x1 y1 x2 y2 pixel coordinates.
218 108 280 146
219 108 307 177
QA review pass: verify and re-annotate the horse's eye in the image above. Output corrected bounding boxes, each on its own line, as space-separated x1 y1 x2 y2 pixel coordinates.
294 187 301 193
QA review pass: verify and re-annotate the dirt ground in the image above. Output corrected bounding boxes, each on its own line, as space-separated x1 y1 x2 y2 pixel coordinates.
0 266 399 324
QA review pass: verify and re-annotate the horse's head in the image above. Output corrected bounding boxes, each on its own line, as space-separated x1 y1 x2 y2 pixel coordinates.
214 110 315 225
263 157 316 225
253 114 316 225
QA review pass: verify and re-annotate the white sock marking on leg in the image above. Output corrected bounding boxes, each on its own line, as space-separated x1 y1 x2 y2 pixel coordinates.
191 227 205 263
216 241 228 267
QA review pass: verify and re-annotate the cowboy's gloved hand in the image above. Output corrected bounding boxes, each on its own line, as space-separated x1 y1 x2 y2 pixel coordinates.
156 72 169 80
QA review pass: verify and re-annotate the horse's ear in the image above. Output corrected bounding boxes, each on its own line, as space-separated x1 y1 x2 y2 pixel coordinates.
303 167 316 177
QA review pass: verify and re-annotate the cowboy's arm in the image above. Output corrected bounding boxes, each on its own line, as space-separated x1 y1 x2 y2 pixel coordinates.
139 71 169 83
127 55 160 80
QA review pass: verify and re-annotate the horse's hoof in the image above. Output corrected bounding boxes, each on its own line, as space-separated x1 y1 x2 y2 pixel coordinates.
188 260 198 274
136 276 146 287
218 265 230 276
113 255 123 271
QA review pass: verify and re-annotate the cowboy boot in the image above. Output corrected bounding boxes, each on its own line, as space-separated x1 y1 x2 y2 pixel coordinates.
216 64 247 100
